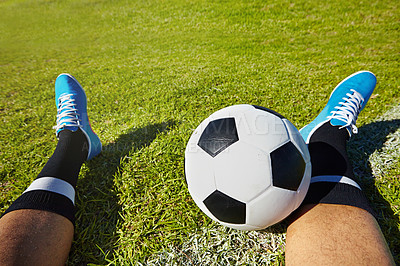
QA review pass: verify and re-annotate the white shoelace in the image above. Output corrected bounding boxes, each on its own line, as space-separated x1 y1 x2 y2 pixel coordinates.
327 89 364 134
53 93 81 132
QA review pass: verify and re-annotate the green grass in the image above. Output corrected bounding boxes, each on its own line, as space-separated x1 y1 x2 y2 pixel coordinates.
0 0 399 264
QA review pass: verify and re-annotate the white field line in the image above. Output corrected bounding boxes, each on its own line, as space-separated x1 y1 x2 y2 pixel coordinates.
368 104 400 179
145 224 285 265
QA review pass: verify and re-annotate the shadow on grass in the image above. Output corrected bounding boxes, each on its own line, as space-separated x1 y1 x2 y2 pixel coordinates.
68 120 176 265
263 119 400 257
348 119 400 262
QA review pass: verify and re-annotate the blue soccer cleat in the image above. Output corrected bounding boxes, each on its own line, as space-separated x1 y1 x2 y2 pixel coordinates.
300 71 377 143
54 73 102 160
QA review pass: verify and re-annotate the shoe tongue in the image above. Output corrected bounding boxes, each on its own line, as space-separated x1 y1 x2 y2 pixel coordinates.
330 118 344 127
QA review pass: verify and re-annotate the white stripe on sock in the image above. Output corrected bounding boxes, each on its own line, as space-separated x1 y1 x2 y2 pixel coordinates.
310 175 361 190
23 177 75 204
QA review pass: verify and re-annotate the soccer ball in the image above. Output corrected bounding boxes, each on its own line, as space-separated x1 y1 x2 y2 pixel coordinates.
185 104 311 230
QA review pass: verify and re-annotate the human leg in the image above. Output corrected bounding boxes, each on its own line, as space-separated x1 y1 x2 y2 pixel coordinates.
0 74 101 265
0 210 74 266
285 71 395 265
286 204 394 265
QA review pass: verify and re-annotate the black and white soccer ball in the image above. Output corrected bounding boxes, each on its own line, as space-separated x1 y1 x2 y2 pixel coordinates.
185 104 311 230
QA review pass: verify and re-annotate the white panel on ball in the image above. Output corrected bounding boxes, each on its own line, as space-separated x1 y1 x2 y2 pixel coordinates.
210 104 254 120
185 147 217 202
246 187 297 228
239 108 289 153
213 141 271 203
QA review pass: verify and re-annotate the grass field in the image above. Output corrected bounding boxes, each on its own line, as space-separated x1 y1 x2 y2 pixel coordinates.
0 0 399 264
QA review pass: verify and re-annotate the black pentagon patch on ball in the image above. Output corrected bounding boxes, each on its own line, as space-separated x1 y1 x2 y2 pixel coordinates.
203 190 246 224
197 118 239 157
270 141 305 191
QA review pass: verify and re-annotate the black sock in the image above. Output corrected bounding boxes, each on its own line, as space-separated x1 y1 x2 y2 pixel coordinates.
37 129 88 187
302 122 376 218
2 129 88 224
307 122 354 179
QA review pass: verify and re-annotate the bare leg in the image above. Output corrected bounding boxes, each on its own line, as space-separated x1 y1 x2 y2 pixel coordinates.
0 209 73 266
286 204 395 265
